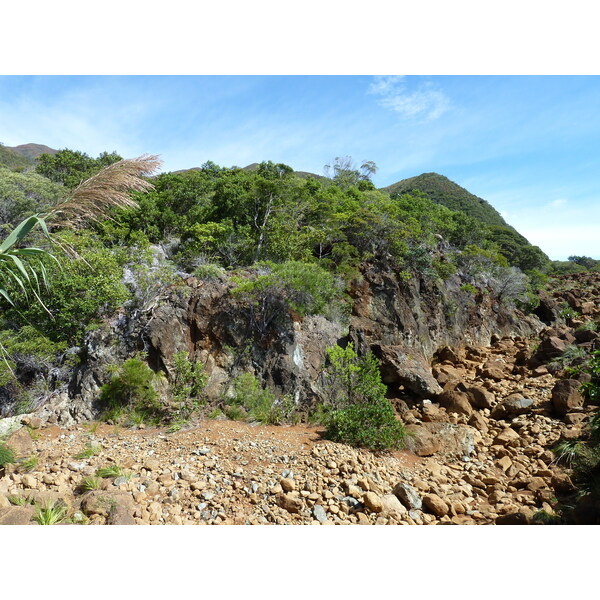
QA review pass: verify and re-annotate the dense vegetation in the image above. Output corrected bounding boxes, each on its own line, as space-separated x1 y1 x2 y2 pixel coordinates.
550 255 600 275
381 172 550 273
0 143 583 449
0 144 33 172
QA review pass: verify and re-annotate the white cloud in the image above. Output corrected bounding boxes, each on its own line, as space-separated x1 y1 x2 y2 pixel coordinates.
548 198 568 208
368 76 450 121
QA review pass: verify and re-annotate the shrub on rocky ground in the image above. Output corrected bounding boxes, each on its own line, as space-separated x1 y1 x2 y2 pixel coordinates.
0 442 15 468
100 357 164 425
225 373 297 425
320 343 407 451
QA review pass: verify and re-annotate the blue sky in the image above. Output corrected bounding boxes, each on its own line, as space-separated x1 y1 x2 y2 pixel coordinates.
1 75 599 260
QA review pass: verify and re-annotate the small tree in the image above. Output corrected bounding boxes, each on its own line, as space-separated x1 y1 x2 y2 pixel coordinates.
320 343 407 451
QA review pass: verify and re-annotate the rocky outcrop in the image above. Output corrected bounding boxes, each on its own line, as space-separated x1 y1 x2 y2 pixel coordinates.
37 260 546 423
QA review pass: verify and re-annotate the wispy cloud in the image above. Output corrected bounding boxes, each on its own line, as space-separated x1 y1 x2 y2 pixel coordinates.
548 198 568 208
368 76 450 121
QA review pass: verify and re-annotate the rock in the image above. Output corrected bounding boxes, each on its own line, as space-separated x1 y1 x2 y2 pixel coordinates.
5 428 33 458
491 394 534 420
81 491 134 518
276 494 303 514
572 495 600 525
280 478 295 493
0 505 35 525
438 387 473 417
496 511 531 525
531 336 567 364
496 456 513 472
363 492 384 513
108 502 136 525
423 494 449 517
551 473 576 494
0 415 28 439
494 427 521 447
551 379 585 417
21 474 38 489
356 512 370 525
406 425 441 456
373 345 443 398
468 412 489 434
580 301 596 316
21 416 43 429
312 504 328 523
464 385 495 410
407 423 477 457
478 360 509 381
381 494 408 517
393 482 423 510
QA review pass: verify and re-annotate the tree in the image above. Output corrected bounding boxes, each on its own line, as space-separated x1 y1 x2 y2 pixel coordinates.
324 156 378 190
36 149 123 188
569 256 599 271
1 156 162 326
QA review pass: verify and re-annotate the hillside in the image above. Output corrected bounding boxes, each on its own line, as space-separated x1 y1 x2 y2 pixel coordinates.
0 143 58 171
0 145 34 171
382 172 509 228
382 172 549 271
4 150 598 526
6 143 57 161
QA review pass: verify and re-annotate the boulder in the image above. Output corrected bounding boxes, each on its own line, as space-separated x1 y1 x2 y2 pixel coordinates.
380 494 407 517
438 389 472 417
551 379 585 417
81 490 135 518
491 394 534 420
393 482 422 510
276 493 303 514
423 494 449 517
407 422 477 457
363 492 384 513
468 411 489 434
5 427 33 458
495 511 531 525
493 427 521 447
464 385 495 410
0 505 35 525
373 345 442 398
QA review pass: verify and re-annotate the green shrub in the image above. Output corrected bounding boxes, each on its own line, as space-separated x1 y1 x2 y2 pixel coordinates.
432 258 456 280
460 283 478 295
559 305 580 321
231 261 346 336
96 464 123 478
100 357 163 425
227 372 281 424
19 456 39 472
5 230 130 345
34 500 68 525
193 263 224 280
75 442 102 459
325 398 407 451
170 351 208 425
0 166 65 227
171 352 207 402
321 343 386 409
0 324 68 388
319 343 407 451
0 442 16 467
78 476 102 491
550 344 588 370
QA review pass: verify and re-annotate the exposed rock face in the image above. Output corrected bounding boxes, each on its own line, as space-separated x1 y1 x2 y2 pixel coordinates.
348 266 541 360
41 262 544 423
